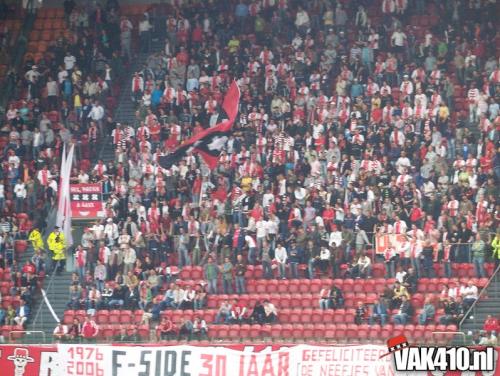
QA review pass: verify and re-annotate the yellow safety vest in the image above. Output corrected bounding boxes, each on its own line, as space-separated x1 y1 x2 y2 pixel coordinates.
47 232 66 260
28 229 44 251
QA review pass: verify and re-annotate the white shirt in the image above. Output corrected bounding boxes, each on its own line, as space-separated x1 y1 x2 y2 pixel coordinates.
47 80 58 96
461 285 478 300
14 183 27 198
266 218 279 235
275 246 288 263
256 220 268 238
329 231 342 247
391 31 406 46
88 105 104 121
64 55 76 70
58 70 68 84
139 20 152 32
245 235 256 248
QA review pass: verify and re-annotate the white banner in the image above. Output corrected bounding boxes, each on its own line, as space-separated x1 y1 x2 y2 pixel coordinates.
57 344 394 376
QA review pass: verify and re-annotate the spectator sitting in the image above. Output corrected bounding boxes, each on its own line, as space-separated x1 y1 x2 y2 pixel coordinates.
483 315 499 333
192 316 208 340
156 317 175 340
124 285 139 310
439 296 466 325
180 285 195 310
230 298 247 323
214 300 232 324
67 318 81 343
81 315 99 343
4 304 15 325
177 318 194 341
67 284 82 309
263 300 278 323
330 284 344 309
249 301 266 324
85 286 102 310
390 281 410 310
114 326 131 342
107 285 125 309
461 280 479 310
14 301 30 327
53 322 68 343
319 286 331 310
354 301 367 324
349 252 372 279
369 297 388 326
402 268 418 294
392 295 413 325
418 297 436 325
193 285 207 310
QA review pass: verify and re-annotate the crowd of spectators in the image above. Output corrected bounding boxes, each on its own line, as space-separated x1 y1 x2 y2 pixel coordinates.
1 0 499 343
58 0 499 341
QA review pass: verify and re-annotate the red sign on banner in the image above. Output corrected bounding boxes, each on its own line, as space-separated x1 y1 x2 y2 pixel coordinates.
70 184 104 219
0 345 59 376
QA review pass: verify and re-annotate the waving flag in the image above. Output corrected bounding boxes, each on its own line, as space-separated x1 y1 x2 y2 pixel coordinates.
158 81 240 169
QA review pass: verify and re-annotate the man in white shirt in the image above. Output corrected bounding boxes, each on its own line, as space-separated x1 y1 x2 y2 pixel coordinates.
329 224 343 247
64 51 76 71
461 280 478 309
355 252 372 278
391 27 406 52
244 234 257 265
255 219 268 251
274 243 288 279
14 181 27 212
139 15 152 53
104 218 119 246
88 101 104 134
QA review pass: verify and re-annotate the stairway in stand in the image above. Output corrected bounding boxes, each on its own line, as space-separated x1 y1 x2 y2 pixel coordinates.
99 40 163 164
460 275 500 333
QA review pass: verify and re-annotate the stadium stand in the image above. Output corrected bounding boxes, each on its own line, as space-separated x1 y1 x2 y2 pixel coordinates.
0 0 498 346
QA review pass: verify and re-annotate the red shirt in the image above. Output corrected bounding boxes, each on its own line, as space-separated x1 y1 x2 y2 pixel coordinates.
81 320 98 338
484 318 499 333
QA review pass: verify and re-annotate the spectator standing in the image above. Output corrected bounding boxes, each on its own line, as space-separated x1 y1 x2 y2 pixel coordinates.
204 256 219 295
274 243 288 279
234 254 246 294
471 234 486 278
47 226 66 275
220 257 233 294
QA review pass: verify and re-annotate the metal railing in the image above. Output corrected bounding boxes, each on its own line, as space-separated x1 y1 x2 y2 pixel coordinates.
9 330 46 344
431 331 466 346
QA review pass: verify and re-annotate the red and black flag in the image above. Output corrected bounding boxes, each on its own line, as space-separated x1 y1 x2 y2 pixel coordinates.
158 81 240 169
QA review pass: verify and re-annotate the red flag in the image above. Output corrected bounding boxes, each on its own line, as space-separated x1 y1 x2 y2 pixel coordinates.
159 81 240 169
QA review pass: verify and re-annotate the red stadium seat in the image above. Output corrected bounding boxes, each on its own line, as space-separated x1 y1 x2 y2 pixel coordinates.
120 310 132 324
